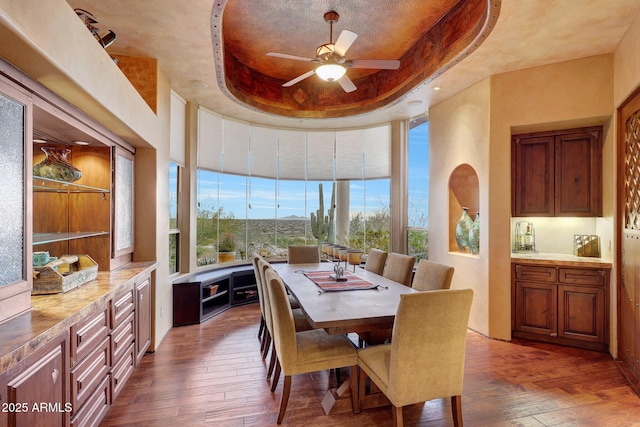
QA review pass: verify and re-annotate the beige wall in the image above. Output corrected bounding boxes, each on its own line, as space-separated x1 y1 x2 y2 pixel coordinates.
429 78 491 335
430 55 615 340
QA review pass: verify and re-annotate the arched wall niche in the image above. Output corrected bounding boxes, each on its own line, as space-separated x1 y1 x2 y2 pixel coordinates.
448 163 479 253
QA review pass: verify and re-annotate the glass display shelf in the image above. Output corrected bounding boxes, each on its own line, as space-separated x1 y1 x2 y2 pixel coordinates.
33 176 109 193
33 231 110 245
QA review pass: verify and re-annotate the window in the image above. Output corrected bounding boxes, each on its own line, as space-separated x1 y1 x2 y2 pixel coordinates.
169 163 181 274
407 119 429 260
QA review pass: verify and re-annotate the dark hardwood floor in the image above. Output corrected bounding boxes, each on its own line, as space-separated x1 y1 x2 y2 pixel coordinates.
101 303 640 426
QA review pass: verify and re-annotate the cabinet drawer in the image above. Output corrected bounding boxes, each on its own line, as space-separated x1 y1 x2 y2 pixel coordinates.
514 264 557 282
70 374 110 427
71 308 109 366
70 337 110 416
558 268 605 287
111 312 135 363
111 286 135 328
111 342 135 401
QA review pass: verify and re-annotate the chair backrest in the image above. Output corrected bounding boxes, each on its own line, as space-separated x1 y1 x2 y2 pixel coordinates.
251 253 266 316
258 258 274 334
287 245 320 264
388 289 473 406
411 259 455 291
364 248 388 275
264 267 297 371
383 253 416 287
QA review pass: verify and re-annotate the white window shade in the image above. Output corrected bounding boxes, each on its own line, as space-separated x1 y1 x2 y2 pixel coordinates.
336 129 364 180
306 131 335 181
278 129 306 180
363 124 391 179
169 91 186 166
197 107 223 172
222 119 250 175
250 126 278 178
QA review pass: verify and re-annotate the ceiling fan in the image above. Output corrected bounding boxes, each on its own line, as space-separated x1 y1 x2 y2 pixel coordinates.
266 11 400 93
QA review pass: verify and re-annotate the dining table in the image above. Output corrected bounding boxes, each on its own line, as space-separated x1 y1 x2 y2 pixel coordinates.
271 261 419 414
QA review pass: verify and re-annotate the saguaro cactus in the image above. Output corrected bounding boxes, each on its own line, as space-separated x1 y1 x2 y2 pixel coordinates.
310 183 336 250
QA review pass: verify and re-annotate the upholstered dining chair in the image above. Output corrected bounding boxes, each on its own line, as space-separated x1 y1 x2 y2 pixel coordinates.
264 267 359 424
357 289 474 427
364 248 388 275
383 252 416 287
287 245 320 264
411 259 455 291
251 253 267 348
257 258 312 386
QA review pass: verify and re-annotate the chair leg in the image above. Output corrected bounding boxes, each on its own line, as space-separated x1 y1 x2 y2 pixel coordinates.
276 375 292 424
451 395 463 427
271 359 281 392
261 330 271 360
258 316 265 342
358 366 367 412
391 404 404 427
267 342 277 379
350 365 359 413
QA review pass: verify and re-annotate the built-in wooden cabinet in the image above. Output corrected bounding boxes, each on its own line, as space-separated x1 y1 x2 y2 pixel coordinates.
512 126 602 217
135 275 152 364
0 332 69 427
512 261 609 351
173 266 257 326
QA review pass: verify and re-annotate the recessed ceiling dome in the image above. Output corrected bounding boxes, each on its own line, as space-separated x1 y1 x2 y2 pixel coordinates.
213 0 500 118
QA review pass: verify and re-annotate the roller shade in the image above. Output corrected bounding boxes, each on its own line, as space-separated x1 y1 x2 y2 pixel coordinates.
169 91 186 166
196 109 391 180
278 129 306 180
250 126 278 178
197 107 222 172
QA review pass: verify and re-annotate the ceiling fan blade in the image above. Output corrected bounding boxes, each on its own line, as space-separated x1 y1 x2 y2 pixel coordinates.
349 59 400 70
337 74 356 93
282 69 316 87
266 52 314 62
333 30 358 57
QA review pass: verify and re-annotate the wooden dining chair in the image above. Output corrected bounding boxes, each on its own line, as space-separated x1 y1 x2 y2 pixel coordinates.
287 245 320 264
411 259 455 291
364 248 388 275
357 289 474 427
257 258 312 386
383 252 416 287
264 267 359 424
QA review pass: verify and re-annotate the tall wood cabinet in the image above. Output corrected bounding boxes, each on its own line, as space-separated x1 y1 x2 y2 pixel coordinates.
618 87 640 392
512 126 602 217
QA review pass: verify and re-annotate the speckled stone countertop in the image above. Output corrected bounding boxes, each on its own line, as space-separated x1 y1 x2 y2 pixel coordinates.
511 252 612 269
0 261 157 373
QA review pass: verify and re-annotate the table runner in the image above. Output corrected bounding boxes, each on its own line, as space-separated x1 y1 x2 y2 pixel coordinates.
303 270 379 292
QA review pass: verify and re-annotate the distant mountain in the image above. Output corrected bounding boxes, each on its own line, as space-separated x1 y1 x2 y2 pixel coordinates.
277 215 307 220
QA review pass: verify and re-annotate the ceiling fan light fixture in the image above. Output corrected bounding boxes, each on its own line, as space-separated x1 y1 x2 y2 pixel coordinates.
316 63 346 82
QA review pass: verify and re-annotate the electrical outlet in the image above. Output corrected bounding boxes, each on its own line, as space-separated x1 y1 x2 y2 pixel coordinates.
160 307 163 317
608 240 612 252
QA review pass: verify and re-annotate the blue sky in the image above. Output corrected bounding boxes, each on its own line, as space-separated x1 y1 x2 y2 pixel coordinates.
173 121 429 222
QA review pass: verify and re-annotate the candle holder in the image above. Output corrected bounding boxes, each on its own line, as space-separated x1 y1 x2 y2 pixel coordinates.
347 250 363 272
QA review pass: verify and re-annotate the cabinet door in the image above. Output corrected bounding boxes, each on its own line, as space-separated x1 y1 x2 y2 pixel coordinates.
558 284 605 344
554 130 602 216
0 86 32 323
514 281 557 336
136 276 152 363
512 135 555 216
0 332 69 427
113 147 134 259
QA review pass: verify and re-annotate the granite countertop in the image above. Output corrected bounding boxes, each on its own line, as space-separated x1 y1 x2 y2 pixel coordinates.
511 252 612 269
0 261 157 373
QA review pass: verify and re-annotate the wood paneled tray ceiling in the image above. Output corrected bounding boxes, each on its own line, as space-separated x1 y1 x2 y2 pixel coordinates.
215 0 500 118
